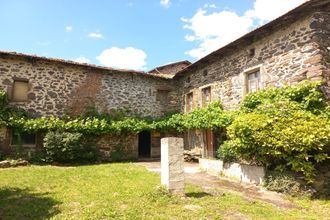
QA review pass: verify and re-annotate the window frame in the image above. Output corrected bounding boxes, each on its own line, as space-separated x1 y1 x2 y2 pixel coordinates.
201 86 211 107
10 129 37 147
246 70 261 93
11 78 29 102
243 65 262 95
185 92 194 112
156 89 169 104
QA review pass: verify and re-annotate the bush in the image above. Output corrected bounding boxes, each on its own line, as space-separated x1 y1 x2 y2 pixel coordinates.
224 107 330 181
216 141 238 163
43 131 97 163
220 81 330 182
240 81 326 113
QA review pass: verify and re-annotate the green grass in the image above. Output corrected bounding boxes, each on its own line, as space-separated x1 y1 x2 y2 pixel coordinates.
0 163 329 219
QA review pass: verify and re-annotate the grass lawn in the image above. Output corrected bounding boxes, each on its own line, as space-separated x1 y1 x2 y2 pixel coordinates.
0 163 329 219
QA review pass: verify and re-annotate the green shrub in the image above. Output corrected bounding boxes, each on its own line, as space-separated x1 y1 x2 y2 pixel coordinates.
43 131 97 163
240 81 326 114
216 141 238 163
223 102 330 181
219 81 330 182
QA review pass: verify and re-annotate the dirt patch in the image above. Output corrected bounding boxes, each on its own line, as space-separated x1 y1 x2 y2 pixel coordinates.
136 161 297 209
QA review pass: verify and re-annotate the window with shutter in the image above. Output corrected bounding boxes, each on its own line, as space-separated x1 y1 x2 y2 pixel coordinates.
247 71 260 93
186 92 193 112
202 87 211 107
12 80 29 101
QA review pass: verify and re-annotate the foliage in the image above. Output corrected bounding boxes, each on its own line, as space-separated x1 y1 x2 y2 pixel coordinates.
43 131 97 163
12 129 24 158
221 81 330 181
240 81 327 113
216 141 238 163
153 101 233 132
0 91 8 126
0 91 28 127
1 81 329 181
110 144 126 162
2 101 232 135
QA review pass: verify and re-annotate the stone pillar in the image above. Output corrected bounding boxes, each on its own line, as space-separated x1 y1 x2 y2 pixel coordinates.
161 137 185 195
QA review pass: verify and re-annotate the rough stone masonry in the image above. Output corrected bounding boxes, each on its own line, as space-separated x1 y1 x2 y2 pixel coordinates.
0 0 329 160
161 137 185 195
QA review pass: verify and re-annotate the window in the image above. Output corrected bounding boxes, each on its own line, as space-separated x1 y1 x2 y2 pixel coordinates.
186 92 193 112
203 69 208 76
248 48 255 57
11 130 36 146
156 90 169 104
186 76 191 84
247 70 261 93
202 87 211 107
12 80 29 101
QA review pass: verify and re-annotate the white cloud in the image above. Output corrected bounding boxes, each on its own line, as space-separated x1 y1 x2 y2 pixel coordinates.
160 0 170 8
183 0 308 59
185 35 196 42
96 47 147 70
246 0 307 23
183 9 253 59
88 32 104 39
73 57 90 64
204 3 216 9
65 26 72 32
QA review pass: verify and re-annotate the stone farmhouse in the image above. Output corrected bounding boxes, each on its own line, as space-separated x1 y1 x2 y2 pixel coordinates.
0 0 329 160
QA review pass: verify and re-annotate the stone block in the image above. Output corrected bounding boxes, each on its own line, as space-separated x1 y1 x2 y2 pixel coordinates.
161 137 185 195
0 160 10 168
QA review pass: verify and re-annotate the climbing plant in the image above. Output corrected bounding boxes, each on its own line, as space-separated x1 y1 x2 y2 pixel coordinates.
0 80 329 181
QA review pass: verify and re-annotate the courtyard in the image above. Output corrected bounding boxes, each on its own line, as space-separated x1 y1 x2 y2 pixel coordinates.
0 162 329 219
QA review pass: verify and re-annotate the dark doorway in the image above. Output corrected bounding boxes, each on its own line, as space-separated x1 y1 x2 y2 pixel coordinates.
138 131 151 157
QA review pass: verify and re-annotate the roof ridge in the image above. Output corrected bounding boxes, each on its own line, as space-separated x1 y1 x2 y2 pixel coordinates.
0 50 171 79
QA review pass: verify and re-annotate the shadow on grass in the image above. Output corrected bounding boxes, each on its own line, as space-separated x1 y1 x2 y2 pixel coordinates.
0 187 61 220
28 158 139 167
186 192 212 198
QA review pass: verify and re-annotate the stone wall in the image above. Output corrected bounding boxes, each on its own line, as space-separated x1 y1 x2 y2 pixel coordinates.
96 134 138 161
98 72 179 118
0 54 180 157
0 55 180 118
178 10 329 153
178 11 328 111
0 127 44 157
0 56 87 116
312 8 330 99
199 158 265 185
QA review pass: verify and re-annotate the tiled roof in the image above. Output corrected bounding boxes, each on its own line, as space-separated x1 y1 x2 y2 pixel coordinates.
148 60 191 79
0 50 172 79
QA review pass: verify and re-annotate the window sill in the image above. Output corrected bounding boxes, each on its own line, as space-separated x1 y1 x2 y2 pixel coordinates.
10 144 36 148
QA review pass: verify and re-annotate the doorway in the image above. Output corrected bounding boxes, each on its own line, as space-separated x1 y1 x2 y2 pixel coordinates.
204 129 215 158
138 131 151 157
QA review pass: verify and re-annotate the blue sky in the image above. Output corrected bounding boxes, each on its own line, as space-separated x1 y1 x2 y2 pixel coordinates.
0 0 306 70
